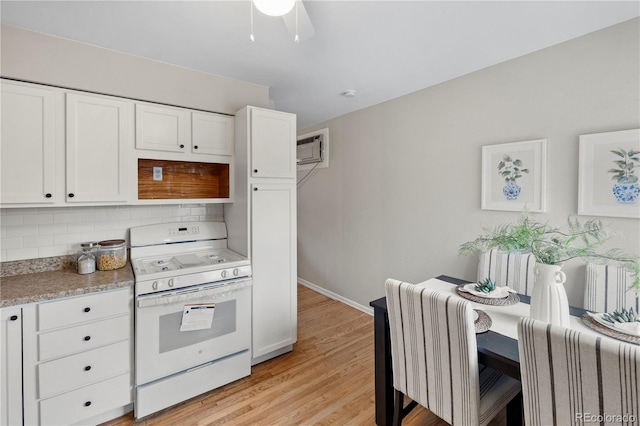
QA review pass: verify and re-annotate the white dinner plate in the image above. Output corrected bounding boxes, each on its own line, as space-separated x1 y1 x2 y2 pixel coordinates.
587 312 640 337
461 283 510 299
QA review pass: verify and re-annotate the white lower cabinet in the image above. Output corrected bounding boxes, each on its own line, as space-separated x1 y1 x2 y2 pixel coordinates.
1 308 23 426
22 287 133 425
250 183 298 359
38 374 131 426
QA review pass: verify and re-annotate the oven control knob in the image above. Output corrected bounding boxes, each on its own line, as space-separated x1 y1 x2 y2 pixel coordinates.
233 268 239 276
152 281 158 290
168 279 175 288
221 270 228 278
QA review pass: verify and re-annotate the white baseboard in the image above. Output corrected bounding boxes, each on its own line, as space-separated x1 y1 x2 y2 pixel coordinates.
297 278 373 316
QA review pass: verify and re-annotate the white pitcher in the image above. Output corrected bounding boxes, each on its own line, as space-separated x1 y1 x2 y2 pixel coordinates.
529 263 570 327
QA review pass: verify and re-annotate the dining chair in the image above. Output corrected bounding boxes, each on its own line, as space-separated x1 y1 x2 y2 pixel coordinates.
477 248 536 295
584 262 639 312
385 278 521 426
517 317 639 426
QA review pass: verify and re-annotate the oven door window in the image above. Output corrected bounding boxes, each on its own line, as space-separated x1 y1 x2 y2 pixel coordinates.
135 282 251 386
159 299 236 353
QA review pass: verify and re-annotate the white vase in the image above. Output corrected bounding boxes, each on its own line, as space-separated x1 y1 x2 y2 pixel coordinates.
529 263 570 327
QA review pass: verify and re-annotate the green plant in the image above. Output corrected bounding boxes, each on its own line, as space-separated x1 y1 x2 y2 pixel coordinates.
459 215 640 292
602 308 639 324
475 278 496 294
608 148 640 184
498 155 529 183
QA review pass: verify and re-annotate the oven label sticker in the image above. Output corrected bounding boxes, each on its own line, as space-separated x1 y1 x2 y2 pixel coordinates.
180 303 216 331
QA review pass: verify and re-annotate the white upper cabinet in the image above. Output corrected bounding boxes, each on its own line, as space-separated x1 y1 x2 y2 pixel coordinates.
66 93 132 203
135 103 189 153
191 111 234 156
249 107 296 179
0 81 58 205
135 103 233 157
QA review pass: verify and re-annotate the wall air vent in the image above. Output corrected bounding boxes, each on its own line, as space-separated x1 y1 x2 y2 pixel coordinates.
297 134 323 165
296 128 329 171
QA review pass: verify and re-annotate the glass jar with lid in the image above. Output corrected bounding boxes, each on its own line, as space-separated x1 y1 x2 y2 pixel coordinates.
77 242 97 275
96 239 127 271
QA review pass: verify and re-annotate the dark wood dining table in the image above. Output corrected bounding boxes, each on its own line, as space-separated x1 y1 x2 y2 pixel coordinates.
369 275 587 426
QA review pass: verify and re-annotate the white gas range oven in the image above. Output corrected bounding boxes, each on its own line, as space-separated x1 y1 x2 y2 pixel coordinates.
129 221 252 419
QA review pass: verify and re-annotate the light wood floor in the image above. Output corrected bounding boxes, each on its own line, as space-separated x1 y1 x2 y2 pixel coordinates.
103 285 503 425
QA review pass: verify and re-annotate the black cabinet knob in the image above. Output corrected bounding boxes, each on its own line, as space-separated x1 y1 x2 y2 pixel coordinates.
179 144 185 149
253 187 258 191
83 336 91 341
193 145 199 150
84 401 92 407
10 315 18 321
45 193 52 198
84 307 91 313
253 169 258 173
84 365 92 371
68 193 75 198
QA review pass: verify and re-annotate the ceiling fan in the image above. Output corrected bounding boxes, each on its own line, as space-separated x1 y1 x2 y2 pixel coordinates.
252 0 315 42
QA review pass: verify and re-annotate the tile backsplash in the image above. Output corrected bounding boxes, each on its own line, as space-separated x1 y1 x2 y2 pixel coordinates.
0 204 224 262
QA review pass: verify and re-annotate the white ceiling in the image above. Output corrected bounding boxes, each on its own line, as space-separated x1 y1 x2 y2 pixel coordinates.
1 1 639 129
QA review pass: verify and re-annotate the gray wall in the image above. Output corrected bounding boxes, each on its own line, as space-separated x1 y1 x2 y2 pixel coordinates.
297 18 640 309
1 25 270 114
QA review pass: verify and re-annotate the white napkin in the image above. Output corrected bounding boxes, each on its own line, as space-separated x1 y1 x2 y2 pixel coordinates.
587 312 640 337
459 283 511 299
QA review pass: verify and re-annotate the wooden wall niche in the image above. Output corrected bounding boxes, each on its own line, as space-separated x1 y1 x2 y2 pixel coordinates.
138 159 230 200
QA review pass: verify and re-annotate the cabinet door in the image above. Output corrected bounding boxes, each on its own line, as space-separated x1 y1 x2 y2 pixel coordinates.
192 111 234 156
66 93 132 203
251 183 297 358
0 81 57 205
135 103 189 153
1 308 23 426
249 108 296 179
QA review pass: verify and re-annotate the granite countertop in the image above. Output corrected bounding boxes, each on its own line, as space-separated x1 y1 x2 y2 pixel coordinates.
0 258 134 308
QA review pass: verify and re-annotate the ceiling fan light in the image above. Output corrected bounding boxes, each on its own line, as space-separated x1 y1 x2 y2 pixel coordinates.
253 0 296 17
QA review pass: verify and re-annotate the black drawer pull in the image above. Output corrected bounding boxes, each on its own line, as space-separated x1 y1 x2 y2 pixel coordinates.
10 315 18 321
68 193 75 198
253 187 258 191
45 193 52 198
253 169 258 173
179 144 185 149
84 365 92 371
193 145 199 150
83 336 91 341
84 307 91 313
84 401 92 407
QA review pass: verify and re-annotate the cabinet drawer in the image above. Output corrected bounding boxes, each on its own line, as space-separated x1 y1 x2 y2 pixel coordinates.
38 315 130 361
38 288 130 331
38 340 130 399
39 373 131 426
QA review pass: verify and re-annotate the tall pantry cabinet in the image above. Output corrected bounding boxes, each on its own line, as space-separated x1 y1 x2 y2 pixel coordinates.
225 106 297 364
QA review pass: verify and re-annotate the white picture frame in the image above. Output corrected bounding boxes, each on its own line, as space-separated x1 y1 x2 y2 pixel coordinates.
578 129 640 219
481 139 547 212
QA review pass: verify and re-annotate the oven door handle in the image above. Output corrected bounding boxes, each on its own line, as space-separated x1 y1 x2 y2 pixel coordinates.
137 279 251 308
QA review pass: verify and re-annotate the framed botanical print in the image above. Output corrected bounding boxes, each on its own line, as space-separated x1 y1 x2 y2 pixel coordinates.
481 139 547 212
578 129 640 219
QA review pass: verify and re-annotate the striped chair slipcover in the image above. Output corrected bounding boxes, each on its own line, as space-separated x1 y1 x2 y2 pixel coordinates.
517 317 640 426
385 279 521 426
477 248 536 295
584 263 639 313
